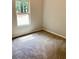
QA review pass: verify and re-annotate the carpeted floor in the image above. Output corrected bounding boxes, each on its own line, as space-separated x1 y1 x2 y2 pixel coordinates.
12 31 66 59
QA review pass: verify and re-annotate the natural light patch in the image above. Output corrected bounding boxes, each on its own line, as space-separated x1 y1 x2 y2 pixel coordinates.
17 14 30 26
17 35 35 42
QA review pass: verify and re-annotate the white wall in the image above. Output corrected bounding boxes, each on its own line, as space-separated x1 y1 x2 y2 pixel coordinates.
13 0 66 38
43 0 66 37
12 0 43 37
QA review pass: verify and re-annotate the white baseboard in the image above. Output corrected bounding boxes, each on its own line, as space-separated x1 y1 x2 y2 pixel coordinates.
43 28 66 39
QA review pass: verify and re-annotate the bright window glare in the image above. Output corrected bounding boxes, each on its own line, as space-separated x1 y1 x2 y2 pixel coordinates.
17 14 30 26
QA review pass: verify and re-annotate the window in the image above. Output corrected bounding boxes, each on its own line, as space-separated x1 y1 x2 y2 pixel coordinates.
16 0 30 26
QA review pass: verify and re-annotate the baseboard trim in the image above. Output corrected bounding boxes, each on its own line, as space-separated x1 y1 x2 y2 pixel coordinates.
12 30 43 39
43 28 66 39
13 28 66 40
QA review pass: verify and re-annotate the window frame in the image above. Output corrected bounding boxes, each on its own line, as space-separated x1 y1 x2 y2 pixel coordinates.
16 0 30 14
15 0 31 27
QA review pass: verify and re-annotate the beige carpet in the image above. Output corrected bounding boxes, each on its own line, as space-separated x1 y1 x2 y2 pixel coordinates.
12 31 66 59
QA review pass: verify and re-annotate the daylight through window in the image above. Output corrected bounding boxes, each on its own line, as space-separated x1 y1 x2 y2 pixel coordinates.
16 0 30 26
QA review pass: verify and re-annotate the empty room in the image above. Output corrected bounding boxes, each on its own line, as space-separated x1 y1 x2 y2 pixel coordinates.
12 0 66 59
